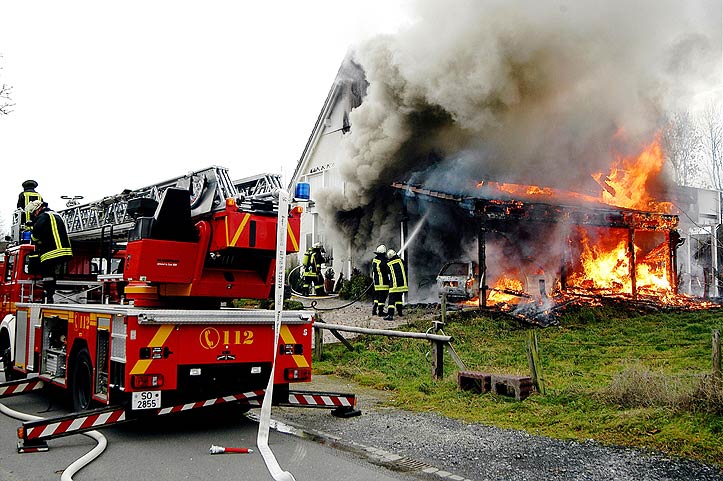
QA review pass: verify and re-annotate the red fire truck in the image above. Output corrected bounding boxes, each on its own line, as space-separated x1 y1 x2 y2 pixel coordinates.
0 167 356 451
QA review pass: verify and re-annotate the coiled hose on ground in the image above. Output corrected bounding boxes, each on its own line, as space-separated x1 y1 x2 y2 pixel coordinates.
0 401 107 481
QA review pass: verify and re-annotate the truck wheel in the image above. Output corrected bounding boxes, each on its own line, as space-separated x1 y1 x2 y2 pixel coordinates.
2 346 17 381
71 349 93 411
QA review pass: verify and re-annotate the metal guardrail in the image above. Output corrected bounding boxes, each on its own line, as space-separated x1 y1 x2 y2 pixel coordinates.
312 318 464 380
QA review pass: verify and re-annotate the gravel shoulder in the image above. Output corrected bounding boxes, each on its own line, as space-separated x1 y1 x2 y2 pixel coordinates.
274 297 723 481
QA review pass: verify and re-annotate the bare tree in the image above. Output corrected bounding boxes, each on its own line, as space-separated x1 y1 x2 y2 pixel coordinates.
699 101 723 190
662 110 702 186
0 54 14 115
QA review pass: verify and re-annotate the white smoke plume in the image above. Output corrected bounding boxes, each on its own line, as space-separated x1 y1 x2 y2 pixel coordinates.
317 0 721 290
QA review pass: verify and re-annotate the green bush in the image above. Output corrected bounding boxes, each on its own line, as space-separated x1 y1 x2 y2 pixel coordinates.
339 268 372 300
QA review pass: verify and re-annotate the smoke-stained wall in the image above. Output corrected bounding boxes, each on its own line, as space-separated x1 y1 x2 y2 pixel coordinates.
313 0 722 299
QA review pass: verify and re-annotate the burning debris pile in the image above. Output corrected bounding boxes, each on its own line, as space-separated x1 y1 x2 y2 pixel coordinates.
313 0 721 321
419 137 719 322
394 137 722 326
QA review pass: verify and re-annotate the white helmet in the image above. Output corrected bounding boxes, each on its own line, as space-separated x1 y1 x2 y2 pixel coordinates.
313 242 322 249
25 199 44 215
375 244 387 254
386 249 396 259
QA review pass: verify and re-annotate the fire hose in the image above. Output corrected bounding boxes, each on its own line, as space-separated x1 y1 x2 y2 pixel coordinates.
286 265 340 300
287 264 374 311
0 401 107 481
255 187 296 481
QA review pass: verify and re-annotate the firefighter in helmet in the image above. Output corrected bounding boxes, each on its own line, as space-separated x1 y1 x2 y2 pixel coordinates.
25 200 73 304
384 248 408 320
371 244 390 317
17 180 43 227
302 242 326 296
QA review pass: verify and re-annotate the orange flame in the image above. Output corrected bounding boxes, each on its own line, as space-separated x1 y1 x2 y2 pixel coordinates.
466 134 693 312
592 136 672 213
487 276 525 305
477 136 672 213
567 229 672 295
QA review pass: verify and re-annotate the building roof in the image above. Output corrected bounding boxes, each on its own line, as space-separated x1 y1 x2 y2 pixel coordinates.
288 54 366 189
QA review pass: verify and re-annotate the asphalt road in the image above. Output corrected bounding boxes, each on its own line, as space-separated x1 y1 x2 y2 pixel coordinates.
0 387 419 481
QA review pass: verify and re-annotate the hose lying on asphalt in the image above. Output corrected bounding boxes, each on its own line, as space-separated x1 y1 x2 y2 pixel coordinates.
0 401 107 481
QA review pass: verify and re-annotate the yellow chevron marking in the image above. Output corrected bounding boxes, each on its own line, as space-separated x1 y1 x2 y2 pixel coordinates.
231 213 251 247
280 325 309 368
287 223 299 251
225 216 230 246
129 325 175 375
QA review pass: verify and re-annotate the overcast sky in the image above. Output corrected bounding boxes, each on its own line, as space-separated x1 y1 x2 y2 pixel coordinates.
0 1 412 230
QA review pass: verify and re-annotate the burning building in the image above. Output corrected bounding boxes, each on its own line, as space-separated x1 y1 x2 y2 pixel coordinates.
289 0 722 308
392 178 681 321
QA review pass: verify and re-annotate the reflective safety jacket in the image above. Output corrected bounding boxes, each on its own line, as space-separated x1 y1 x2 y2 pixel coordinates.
387 256 408 293
371 254 391 290
31 209 73 263
302 247 324 278
17 190 43 224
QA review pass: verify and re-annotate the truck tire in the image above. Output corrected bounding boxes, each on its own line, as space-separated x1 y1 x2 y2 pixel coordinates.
71 349 93 411
2 346 17 381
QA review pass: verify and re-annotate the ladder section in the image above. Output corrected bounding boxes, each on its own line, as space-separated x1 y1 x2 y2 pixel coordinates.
59 166 239 241
233 173 283 204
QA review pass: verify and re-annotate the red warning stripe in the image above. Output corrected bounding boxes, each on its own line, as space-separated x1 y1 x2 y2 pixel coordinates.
0 379 44 398
157 390 265 415
287 393 354 408
25 409 126 440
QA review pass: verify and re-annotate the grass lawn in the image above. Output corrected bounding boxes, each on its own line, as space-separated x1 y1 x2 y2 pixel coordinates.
313 302 723 465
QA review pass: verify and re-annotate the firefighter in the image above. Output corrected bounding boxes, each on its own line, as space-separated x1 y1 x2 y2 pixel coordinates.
17 179 43 227
371 244 390 316
302 242 326 296
384 248 408 320
25 200 73 304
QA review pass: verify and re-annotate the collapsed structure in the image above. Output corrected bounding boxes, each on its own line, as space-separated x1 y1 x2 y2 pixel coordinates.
394 180 684 323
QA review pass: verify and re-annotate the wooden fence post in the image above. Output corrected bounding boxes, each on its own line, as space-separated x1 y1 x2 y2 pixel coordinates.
431 338 444 380
431 317 445 380
314 324 323 361
526 330 546 395
713 329 721 391
429 293 448 380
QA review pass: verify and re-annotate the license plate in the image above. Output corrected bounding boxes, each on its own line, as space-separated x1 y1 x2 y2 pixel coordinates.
132 390 161 410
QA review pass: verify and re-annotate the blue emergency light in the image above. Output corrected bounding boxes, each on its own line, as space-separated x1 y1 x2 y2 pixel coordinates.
294 182 310 201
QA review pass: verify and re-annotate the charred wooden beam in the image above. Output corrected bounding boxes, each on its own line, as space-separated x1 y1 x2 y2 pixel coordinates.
391 182 679 232
478 224 487 309
628 229 637 300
